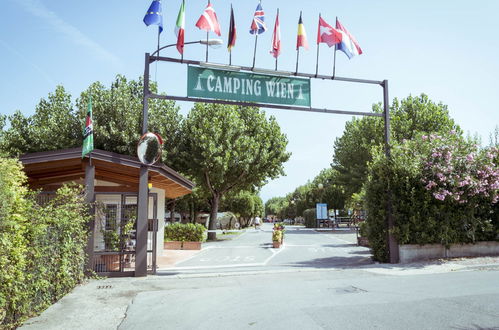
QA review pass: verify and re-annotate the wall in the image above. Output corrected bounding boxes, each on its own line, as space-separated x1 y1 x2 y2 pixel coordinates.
399 242 499 263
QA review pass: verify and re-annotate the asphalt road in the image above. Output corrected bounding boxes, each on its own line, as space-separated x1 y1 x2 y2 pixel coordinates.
159 223 372 274
21 224 499 330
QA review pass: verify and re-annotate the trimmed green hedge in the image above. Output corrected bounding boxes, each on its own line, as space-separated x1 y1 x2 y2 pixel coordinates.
0 158 90 329
365 134 498 262
164 223 205 242
303 208 316 228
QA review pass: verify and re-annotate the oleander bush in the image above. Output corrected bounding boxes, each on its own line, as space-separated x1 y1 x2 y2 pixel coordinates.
365 132 498 262
0 158 90 329
164 223 205 242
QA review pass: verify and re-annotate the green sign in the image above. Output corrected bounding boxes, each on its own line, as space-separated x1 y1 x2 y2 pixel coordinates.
187 66 311 107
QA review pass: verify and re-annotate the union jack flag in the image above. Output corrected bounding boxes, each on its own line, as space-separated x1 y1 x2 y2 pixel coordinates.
249 3 266 35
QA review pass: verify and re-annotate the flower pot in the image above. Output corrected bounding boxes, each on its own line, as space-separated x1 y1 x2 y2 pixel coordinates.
182 241 202 250
357 236 369 247
99 254 120 271
164 241 182 250
273 241 282 248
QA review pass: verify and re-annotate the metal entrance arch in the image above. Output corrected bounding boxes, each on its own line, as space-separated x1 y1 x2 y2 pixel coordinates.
135 53 399 276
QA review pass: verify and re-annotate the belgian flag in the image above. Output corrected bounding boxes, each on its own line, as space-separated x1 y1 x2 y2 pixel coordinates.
296 12 309 50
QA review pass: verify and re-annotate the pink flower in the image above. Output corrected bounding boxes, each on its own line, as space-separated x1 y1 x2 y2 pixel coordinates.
422 135 428 140
466 154 474 162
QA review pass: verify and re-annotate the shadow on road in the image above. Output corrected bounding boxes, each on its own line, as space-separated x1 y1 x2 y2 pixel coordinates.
287 255 373 269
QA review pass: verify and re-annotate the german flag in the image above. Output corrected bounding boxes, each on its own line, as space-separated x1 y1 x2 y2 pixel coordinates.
296 12 309 50
227 5 236 51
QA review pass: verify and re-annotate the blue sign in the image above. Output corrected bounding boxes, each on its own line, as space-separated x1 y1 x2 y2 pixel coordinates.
316 203 328 220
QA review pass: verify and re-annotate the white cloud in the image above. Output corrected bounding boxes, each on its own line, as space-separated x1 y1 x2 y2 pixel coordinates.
14 0 123 68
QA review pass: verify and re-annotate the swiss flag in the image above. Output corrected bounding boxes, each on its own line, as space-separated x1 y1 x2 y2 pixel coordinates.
317 16 342 47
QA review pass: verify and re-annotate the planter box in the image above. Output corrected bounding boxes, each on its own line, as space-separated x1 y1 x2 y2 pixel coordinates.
399 241 499 263
273 241 282 248
164 241 202 250
182 241 202 250
164 241 182 250
357 236 369 247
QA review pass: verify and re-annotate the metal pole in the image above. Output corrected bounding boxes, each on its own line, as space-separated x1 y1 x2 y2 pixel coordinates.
315 14 321 77
295 47 300 74
84 159 95 275
205 32 209 62
136 53 151 277
333 17 338 78
252 35 259 68
383 79 399 264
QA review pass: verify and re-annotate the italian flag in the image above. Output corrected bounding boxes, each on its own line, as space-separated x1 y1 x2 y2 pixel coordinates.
175 0 185 54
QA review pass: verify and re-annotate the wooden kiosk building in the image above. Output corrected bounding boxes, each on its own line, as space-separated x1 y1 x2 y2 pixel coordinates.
20 147 194 276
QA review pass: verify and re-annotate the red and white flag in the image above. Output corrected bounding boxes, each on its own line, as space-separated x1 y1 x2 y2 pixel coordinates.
195 2 221 36
270 11 281 58
317 16 342 47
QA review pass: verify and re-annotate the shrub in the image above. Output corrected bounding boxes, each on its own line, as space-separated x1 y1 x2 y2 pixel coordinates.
164 223 205 242
365 133 498 262
303 208 316 228
0 158 89 329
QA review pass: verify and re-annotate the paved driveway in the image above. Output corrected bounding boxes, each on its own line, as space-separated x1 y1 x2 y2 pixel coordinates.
158 224 372 274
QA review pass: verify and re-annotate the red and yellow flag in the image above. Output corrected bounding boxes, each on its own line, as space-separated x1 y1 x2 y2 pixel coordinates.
296 12 309 50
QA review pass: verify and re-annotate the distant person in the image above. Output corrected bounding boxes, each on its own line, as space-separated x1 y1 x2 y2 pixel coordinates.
254 216 261 229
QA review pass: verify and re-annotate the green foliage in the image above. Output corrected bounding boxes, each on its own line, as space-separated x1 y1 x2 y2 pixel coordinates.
164 223 206 242
180 103 290 239
0 158 89 329
303 208 316 228
365 133 498 262
0 76 182 169
222 191 264 227
332 94 460 199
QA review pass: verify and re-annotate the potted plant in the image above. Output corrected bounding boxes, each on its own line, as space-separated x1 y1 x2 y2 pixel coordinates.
164 223 206 250
272 222 285 248
356 221 369 247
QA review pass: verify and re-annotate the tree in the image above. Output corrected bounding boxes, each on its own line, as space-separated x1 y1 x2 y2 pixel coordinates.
332 94 460 198
179 103 290 240
0 76 182 169
1 86 81 156
222 191 262 227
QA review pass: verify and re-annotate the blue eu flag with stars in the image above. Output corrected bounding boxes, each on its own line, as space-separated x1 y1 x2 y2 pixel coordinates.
143 0 163 33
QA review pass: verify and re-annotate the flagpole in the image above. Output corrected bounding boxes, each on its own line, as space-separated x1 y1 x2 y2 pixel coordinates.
252 35 258 69
333 16 338 78
275 8 279 71
206 31 209 62
206 0 210 62
315 13 321 77
295 10 302 75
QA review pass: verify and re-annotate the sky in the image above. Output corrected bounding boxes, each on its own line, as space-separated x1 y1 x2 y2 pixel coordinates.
1 0 498 203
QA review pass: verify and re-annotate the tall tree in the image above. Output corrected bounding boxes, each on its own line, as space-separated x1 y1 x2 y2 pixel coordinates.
332 94 460 198
1 76 182 170
180 103 290 240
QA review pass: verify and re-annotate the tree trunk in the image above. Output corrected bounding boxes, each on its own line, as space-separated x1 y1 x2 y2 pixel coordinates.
207 194 220 241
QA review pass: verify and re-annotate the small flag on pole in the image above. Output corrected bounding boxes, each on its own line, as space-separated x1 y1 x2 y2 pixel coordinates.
250 3 266 35
270 11 281 58
175 0 186 54
227 5 237 51
195 2 221 36
317 16 342 47
82 95 94 158
336 19 363 59
296 12 309 50
143 0 163 33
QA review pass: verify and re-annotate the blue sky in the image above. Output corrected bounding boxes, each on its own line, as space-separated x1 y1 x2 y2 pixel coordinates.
1 0 498 202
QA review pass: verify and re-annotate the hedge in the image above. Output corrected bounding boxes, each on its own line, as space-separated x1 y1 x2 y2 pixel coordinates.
303 208 316 228
164 223 205 242
365 133 498 262
0 158 90 329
